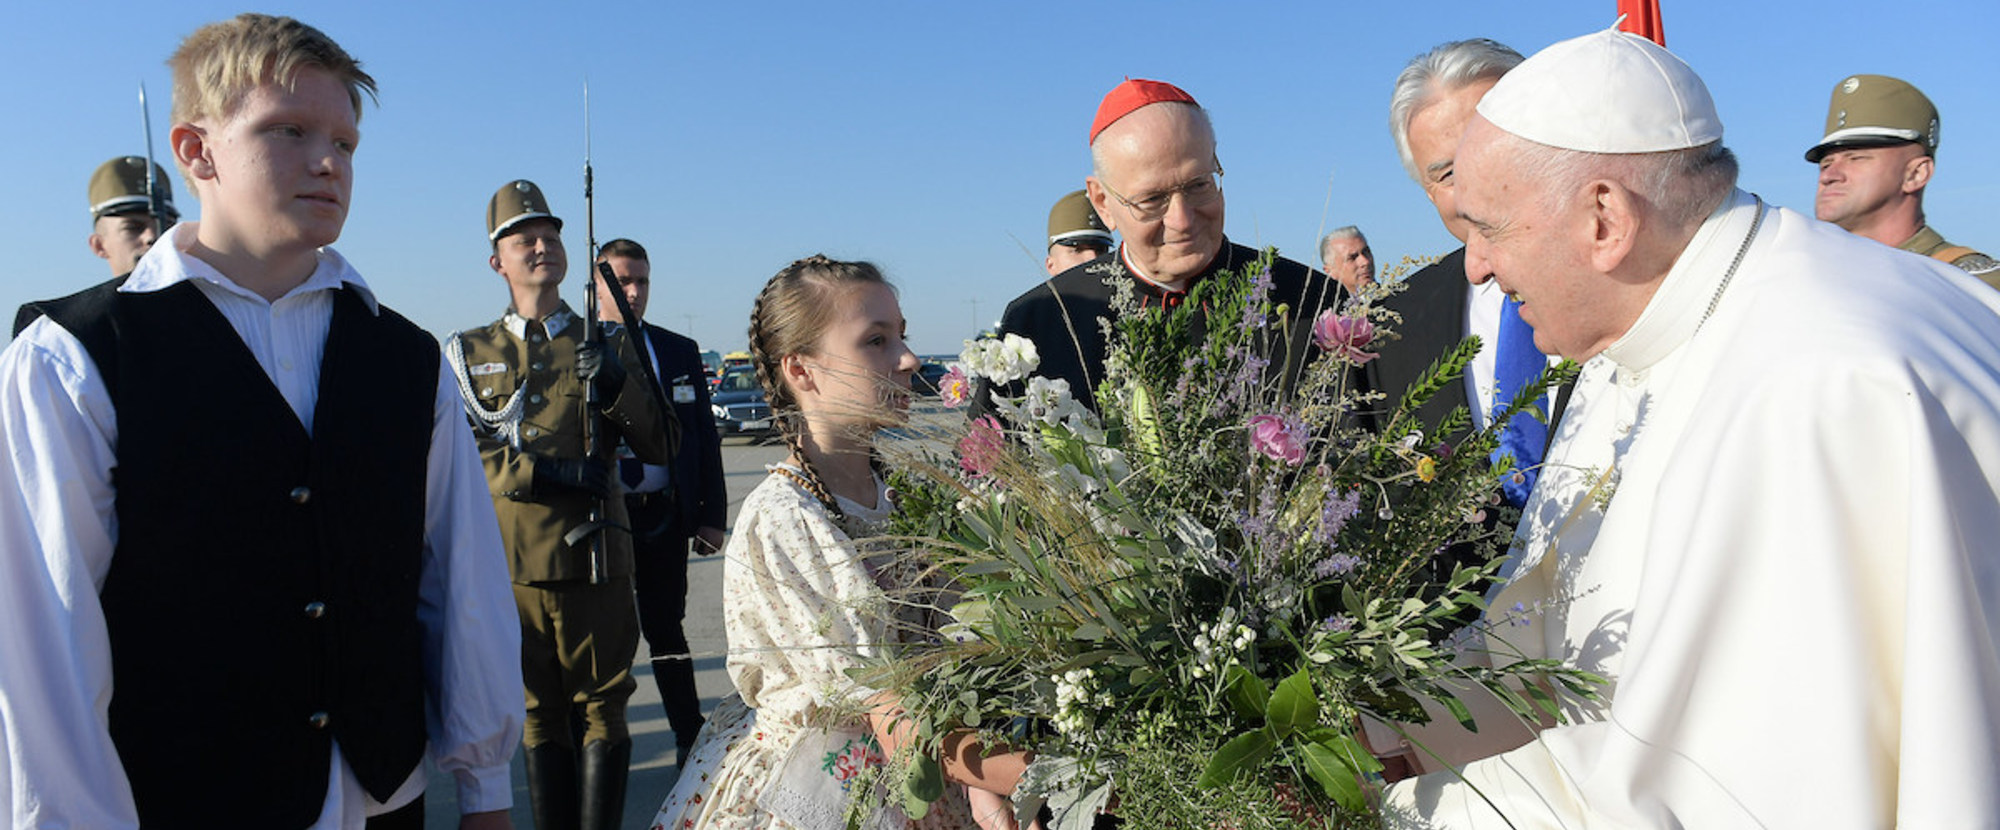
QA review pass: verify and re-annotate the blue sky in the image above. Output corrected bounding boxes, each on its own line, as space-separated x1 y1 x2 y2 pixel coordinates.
8 0 1996 354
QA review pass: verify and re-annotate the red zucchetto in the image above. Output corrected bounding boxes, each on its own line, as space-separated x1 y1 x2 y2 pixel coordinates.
1089 79 1198 145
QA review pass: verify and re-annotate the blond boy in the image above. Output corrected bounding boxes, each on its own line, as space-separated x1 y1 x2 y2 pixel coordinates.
0 14 520 829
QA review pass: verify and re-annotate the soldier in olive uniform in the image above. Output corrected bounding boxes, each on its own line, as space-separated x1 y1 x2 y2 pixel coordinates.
449 180 676 830
1808 74 1999 289
85 155 179 277
1044 188 1114 276
13 157 183 337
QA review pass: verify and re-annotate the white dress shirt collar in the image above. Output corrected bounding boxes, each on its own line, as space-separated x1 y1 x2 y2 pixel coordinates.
119 221 379 313
503 304 577 339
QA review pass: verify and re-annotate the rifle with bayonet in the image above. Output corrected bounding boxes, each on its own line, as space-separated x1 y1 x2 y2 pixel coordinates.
139 83 171 239
569 81 677 584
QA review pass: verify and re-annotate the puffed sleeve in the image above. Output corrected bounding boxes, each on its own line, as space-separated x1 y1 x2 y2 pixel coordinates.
721 478 893 725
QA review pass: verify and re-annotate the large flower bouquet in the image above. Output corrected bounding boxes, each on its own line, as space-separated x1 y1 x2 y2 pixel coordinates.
861 250 1591 828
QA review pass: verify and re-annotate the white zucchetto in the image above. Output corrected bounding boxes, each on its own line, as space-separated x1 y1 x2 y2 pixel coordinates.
1477 26 1722 153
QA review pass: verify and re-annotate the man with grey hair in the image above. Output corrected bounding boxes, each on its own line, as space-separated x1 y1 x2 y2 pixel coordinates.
1377 28 2000 828
995 78 1333 412
1371 37 1551 511
1318 225 1373 292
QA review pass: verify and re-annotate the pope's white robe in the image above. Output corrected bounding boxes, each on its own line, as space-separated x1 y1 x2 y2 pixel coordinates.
1385 190 2000 828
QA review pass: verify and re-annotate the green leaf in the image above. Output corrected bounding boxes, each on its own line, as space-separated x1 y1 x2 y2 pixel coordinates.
901 755 945 817
1324 732 1384 776
1222 664 1270 721
959 560 1015 576
960 580 1025 598
1045 778 1115 830
1129 382 1165 459
1440 692 1477 732
1523 680 1561 721
1053 650 1118 671
1298 741 1367 813
1197 729 1276 789
1071 622 1107 641
1265 669 1319 738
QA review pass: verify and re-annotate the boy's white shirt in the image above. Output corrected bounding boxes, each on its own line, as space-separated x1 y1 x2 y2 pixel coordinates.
0 223 524 828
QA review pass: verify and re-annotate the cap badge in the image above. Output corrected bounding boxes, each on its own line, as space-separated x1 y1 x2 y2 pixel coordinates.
1841 77 1860 94
514 181 532 192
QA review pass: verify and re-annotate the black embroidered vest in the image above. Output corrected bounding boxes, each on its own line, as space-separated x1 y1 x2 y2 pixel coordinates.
42 280 437 828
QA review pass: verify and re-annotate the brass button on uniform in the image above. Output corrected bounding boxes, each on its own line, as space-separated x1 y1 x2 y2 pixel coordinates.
289 487 311 504
304 601 327 619
530 394 545 405
531 362 545 371
308 712 330 729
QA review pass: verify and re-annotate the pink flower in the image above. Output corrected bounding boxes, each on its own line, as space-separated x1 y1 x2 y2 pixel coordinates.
959 415 1006 477
1248 413 1306 466
939 366 972 407
1313 309 1377 364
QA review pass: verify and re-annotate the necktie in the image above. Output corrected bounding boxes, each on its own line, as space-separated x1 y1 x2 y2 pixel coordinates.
620 457 645 490
1490 296 1548 508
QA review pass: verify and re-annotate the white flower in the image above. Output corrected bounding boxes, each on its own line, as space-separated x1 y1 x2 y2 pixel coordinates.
1190 608 1255 679
997 334 1039 375
959 334 1041 384
1066 411 1107 445
1023 376 1081 426
1053 668 1097 737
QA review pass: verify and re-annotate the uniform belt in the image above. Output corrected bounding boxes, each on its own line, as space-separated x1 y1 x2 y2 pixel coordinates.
625 490 671 509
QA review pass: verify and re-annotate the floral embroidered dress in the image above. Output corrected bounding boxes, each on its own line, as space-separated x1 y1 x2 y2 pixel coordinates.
650 466 975 829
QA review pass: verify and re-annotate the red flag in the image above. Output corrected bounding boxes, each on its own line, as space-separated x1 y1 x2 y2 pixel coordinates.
1618 0 1665 45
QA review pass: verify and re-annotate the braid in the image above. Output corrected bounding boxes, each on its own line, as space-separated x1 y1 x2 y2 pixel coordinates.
749 254 861 518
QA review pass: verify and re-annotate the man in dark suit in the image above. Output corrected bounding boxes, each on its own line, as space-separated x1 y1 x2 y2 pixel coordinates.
593 238 725 764
1378 38 1558 509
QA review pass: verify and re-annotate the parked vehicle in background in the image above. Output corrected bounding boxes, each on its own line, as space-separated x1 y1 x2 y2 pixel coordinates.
711 367 775 441
911 362 950 397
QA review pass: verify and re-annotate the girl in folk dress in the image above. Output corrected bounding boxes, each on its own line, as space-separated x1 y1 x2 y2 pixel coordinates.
651 257 1030 830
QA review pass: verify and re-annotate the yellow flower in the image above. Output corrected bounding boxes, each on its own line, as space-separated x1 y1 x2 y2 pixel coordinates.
1415 456 1437 483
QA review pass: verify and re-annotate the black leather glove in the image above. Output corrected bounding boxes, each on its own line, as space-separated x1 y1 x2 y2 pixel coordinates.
575 341 628 406
532 455 613 499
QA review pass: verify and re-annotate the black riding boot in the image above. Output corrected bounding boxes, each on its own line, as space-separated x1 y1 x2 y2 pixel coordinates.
579 738 632 830
524 743 581 830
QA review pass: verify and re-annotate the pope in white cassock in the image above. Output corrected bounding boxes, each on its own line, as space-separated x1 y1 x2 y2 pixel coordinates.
1379 27 2000 829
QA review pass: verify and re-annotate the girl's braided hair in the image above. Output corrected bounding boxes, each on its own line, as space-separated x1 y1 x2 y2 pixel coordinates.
746 254 893 518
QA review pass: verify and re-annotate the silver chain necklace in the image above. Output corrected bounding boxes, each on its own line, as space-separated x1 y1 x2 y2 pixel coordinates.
1697 194 1765 331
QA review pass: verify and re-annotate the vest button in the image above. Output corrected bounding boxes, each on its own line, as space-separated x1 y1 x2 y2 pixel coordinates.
532 362 545 371
289 486 311 504
304 601 327 619
308 711 330 729
531 394 545 405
